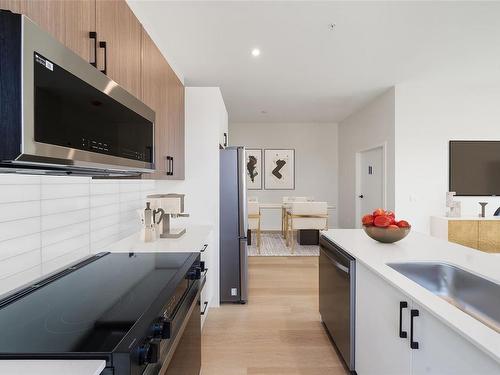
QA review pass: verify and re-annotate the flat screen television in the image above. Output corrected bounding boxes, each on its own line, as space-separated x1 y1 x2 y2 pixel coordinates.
449 141 500 196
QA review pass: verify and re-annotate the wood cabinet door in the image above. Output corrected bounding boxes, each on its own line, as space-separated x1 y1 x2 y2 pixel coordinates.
411 301 500 374
0 1 95 63
141 29 169 179
448 220 479 249
478 221 500 253
96 0 142 98
166 70 185 180
355 262 411 375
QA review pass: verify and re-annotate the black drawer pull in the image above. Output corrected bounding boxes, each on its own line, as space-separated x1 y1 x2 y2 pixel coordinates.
200 301 209 315
223 132 228 147
99 41 107 75
200 244 208 253
410 309 419 349
89 32 97 67
399 301 408 338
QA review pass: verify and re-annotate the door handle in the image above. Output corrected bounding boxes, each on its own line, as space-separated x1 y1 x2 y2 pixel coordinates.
399 301 408 338
89 32 97 67
321 249 349 274
358 194 364 198
410 309 419 349
200 244 208 253
99 41 107 75
200 301 209 315
223 132 228 147
165 156 172 175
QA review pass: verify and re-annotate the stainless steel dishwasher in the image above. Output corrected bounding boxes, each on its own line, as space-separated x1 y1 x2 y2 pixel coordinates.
319 235 356 372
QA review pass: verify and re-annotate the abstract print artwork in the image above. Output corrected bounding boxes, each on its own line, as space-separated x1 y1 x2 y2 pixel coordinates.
245 149 262 190
264 149 295 190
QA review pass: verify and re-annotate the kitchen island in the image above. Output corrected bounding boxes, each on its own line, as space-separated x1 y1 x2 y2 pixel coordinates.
321 229 500 374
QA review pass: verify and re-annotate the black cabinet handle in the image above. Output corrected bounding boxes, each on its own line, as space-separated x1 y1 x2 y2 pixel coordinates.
99 41 107 75
89 32 97 67
223 132 228 147
200 301 209 315
200 244 208 253
399 301 408 338
165 156 172 175
410 309 419 349
171 156 174 176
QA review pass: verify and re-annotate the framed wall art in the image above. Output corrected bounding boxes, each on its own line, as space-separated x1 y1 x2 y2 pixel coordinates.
245 148 262 190
264 149 295 190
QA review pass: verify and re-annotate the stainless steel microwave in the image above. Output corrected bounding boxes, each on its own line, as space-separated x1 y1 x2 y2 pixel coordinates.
0 11 155 175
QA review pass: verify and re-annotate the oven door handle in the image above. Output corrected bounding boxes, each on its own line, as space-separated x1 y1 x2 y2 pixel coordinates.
157 282 200 373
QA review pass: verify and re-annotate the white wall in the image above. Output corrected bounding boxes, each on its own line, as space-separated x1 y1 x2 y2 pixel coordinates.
229 122 339 230
0 176 155 295
155 87 225 307
338 88 396 229
395 84 500 233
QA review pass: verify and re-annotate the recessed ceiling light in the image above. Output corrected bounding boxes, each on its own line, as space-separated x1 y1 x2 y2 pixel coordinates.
251 48 261 57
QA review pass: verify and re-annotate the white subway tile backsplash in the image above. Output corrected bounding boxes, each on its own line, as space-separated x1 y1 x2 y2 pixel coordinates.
0 249 41 279
0 177 155 295
0 217 40 242
41 196 90 216
0 174 40 185
90 193 120 208
41 233 90 262
0 184 40 203
41 183 89 200
41 209 90 232
0 233 40 261
0 201 41 223
41 221 89 248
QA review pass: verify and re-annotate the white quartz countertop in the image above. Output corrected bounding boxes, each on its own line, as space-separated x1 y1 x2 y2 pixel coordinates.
433 216 500 221
321 229 500 363
106 225 213 253
0 360 105 375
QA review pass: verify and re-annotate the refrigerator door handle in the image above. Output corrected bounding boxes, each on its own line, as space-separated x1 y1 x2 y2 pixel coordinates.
239 240 248 303
237 147 248 237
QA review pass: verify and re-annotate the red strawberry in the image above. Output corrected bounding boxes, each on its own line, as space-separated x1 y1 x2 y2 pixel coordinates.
374 215 391 228
397 220 410 228
362 214 374 226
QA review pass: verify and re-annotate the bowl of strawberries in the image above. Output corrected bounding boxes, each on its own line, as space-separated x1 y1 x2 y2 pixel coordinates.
362 208 411 243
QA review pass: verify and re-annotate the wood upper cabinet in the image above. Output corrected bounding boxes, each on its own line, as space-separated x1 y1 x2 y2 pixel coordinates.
141 29 168 179
141 29 185 180
96 0 142 99
0 1 95 63
166 69 185 180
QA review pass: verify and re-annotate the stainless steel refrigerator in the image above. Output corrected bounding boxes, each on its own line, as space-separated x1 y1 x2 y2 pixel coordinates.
220 146 248 303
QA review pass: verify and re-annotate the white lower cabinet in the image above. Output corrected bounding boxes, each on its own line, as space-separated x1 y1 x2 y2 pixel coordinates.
356 262 411 375
356 262 500 375
411 301 499 375
199 231 214 330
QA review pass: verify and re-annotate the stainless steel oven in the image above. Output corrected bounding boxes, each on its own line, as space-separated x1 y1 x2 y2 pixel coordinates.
0 11 155 175
319 235 356 372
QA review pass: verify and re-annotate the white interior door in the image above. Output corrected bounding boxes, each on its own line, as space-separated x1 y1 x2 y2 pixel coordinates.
358 146 384 223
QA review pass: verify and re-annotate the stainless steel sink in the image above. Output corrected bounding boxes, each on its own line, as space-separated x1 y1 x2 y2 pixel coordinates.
387 262 500 332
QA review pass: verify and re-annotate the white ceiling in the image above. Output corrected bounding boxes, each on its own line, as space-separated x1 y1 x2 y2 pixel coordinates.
128 1 500 123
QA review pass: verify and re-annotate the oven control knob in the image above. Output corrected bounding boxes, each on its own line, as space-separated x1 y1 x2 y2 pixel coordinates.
152 318 171 339
137 341 159 365
187 267 201 280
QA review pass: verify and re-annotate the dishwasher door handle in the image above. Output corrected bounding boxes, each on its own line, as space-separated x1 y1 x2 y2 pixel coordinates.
322 249 350 274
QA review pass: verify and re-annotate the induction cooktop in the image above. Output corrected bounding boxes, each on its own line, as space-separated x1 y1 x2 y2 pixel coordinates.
0 252 200 358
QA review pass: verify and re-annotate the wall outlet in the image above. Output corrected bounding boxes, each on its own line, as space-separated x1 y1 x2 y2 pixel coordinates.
231 288 237 296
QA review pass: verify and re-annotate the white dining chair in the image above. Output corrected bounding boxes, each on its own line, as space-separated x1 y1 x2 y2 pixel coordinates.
286 202 328 253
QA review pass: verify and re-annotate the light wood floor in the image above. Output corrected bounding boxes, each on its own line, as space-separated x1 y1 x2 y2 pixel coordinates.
201 257 349 375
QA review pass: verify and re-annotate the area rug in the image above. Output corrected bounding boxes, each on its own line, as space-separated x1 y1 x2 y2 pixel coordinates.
248 232 319 256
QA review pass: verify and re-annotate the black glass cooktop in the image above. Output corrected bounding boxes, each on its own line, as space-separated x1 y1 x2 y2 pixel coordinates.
0 252 193 354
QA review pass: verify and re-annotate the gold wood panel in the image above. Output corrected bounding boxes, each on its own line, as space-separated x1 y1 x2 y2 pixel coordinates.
478 221 500 253
448 220 479 250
